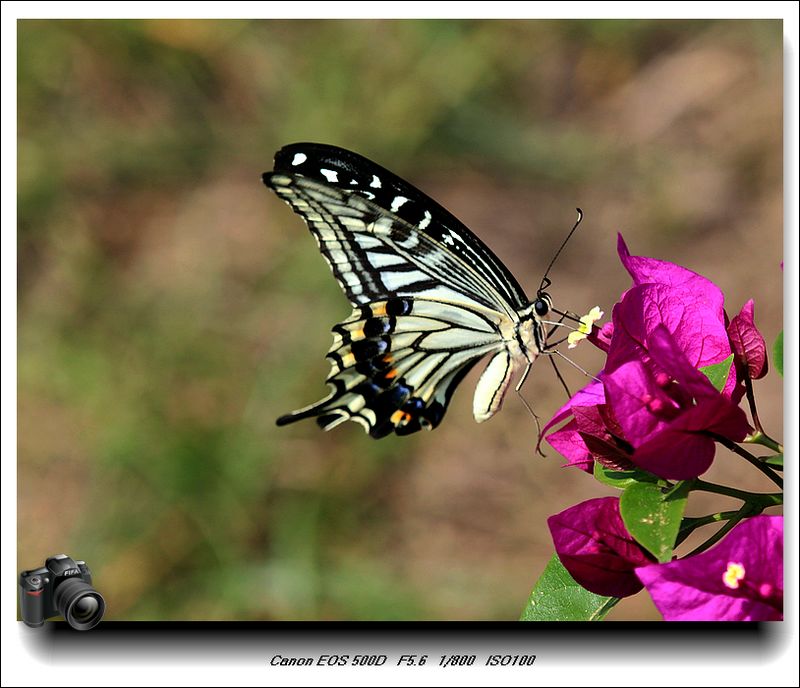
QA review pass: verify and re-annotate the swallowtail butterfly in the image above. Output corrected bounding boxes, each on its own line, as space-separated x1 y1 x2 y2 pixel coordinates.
264 143 563 438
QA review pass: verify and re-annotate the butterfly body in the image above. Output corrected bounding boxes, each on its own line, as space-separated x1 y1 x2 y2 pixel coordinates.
264 143 554 438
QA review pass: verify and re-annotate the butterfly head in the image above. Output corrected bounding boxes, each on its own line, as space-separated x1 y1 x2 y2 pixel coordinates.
512 289 554 365
533 292 552 319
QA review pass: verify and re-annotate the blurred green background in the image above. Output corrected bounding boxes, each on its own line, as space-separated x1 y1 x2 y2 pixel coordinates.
18 19 783 620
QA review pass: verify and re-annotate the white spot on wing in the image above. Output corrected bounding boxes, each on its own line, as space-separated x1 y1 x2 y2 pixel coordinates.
419 210 432 230
291 153 307 166
370 175 382 189
390 196 409 212
398 233 419 249
320 168 339 183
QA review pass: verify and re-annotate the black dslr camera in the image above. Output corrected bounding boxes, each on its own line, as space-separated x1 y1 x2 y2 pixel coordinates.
19 554 106 630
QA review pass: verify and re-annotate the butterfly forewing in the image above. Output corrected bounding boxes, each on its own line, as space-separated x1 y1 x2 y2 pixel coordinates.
266 173 517 316
270 143 528 309
264 143 542 438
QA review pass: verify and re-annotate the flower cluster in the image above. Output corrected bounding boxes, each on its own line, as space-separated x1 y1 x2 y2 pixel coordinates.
538 236 782 622
544 235 755 480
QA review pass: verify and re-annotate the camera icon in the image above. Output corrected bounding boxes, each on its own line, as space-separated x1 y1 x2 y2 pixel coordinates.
19 554 106 630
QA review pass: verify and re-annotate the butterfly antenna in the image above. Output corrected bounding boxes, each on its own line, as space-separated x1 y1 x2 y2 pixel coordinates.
548 308 583 325
539 208 583 293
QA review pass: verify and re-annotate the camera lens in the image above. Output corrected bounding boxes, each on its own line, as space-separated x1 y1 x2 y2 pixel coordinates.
53 578 106 631
72 595 100 622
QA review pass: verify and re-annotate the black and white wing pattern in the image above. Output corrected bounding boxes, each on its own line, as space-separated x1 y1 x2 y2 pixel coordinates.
263 142 553 438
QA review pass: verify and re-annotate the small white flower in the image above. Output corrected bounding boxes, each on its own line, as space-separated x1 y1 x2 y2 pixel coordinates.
567 306 604 349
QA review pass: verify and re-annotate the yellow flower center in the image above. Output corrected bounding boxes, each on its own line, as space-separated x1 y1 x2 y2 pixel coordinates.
722 561 746 589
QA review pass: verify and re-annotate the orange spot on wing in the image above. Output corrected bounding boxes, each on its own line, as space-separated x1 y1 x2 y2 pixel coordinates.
391 410 412 425
371 304 387 316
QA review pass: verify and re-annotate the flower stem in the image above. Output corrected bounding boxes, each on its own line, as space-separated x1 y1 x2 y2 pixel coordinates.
709 433 783 488
675 510 740 546
590 596 620 621
680 480 781 554
693 479 783 505
743 376 763 433
685 506 751 556
742 376 783 453
745 430 784 454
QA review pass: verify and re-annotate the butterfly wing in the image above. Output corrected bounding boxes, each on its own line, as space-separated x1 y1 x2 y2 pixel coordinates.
264 144 532 437
276 295 512 438
269 143 529 310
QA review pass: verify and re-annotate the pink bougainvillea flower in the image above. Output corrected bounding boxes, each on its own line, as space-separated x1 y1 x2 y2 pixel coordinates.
544 378 636 473
605 235 740 399
727 299 769 380
545 326 750 480
545 404 634 473
636 515 783 621
616 233 726 303
548 497 654 598
603 326 750 480
543 381 608 471
544 236 752 478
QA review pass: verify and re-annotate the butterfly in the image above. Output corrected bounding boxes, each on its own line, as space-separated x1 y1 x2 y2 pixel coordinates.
263 143 568 439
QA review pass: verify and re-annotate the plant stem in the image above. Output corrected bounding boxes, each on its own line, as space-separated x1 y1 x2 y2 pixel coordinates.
710 433 783 488
692 479 783 506
742 377 784 452
590 596 620 621
681 510 739 530
745 430 784 454
743 376 764 434
685 506 752 556
675 510 740 546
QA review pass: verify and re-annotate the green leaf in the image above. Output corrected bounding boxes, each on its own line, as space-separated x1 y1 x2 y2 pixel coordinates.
764 454 783 470
699 354 734 392
520 554 618 621
773 331 783 376
620 482 688 563
593 461 658 489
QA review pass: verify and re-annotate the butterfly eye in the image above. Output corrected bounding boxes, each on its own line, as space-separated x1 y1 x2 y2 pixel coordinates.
533 298 549 317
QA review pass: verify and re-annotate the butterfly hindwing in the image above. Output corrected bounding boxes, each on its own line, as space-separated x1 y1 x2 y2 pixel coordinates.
275 297 505 437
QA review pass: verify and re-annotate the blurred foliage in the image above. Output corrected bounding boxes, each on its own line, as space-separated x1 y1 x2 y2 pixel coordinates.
18 19 782 620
